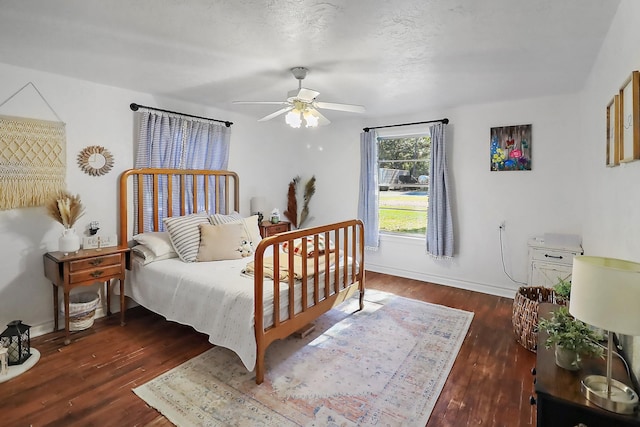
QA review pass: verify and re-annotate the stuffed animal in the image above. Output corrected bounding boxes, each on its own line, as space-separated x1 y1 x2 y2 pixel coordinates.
238 240 253 257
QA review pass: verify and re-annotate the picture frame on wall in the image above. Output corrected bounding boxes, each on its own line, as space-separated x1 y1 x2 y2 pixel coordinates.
619 70 639 163
606 95 620 167
490 124 532 171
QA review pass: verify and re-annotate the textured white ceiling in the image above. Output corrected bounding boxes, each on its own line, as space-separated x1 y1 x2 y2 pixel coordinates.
0 0 620 120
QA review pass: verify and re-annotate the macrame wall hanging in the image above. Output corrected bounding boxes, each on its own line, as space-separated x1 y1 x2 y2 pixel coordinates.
0 82 66 211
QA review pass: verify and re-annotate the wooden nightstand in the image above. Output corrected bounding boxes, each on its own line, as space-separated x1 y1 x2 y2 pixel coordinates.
43 246 130 345
259 221 291 238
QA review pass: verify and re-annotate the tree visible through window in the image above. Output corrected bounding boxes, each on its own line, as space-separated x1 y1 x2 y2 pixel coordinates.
378 134 430 236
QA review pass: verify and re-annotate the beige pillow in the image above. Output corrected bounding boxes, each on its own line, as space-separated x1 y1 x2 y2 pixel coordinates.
196 223 246 262
210 214 263 248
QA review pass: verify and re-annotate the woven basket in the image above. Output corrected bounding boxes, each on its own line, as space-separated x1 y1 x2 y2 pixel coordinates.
512 286 564 352
61 292 100 332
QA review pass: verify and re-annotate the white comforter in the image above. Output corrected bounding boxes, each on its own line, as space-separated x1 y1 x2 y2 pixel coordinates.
125 252 349 371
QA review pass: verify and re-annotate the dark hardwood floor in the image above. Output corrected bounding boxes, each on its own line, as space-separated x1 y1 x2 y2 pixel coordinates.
0 272 536 426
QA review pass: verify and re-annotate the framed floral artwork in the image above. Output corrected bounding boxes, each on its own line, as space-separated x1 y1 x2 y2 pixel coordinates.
619 70 639 163
490 124 532 171
606 95 620 167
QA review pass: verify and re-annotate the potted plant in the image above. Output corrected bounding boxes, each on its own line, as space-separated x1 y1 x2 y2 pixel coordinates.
553 278 571 305
538 306 603 370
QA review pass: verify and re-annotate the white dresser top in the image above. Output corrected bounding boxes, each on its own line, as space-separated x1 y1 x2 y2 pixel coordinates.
528 234 583 253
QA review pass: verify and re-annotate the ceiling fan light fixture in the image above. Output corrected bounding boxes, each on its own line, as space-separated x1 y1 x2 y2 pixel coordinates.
285 110 302 128
303 110 319 128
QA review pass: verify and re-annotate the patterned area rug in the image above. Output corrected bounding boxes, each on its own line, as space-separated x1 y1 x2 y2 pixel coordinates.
133 291 473 426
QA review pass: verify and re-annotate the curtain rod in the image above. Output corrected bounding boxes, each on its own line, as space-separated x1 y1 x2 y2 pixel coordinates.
363 118 448 132
129 103 233 127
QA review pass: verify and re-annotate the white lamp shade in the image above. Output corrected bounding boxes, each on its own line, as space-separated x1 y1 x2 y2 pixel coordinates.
250 196 267 214
569 256 640 336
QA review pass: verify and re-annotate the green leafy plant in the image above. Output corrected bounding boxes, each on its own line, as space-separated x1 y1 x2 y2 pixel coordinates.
538 306 603 358
553 278 571 302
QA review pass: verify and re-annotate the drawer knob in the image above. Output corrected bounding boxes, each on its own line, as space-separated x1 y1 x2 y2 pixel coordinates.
544 254 563 260
90 270 104 278
529 396 536 405
90 259 104 266
531 367 536 375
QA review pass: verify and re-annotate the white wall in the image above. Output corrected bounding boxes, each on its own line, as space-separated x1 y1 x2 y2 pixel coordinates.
578 0 640 382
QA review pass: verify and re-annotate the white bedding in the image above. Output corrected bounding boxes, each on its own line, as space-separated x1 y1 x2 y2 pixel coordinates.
124 251 352 371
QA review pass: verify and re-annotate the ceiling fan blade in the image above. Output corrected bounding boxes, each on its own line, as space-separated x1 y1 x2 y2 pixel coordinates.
233 101 288 105
309 108 331 126
295 88 320 103
258 106 293 122
315 101 365 113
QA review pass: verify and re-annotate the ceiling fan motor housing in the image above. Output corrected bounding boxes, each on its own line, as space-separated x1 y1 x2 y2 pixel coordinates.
291 66 308 80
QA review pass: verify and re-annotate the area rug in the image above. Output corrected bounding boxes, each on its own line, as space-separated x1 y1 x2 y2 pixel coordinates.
133 291 474 426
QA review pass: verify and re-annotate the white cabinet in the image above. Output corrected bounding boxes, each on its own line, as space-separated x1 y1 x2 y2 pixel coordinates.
527 237 583 287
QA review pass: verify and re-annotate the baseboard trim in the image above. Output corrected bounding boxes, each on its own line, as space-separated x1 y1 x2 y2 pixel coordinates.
30 306 110 339
365 264 517 299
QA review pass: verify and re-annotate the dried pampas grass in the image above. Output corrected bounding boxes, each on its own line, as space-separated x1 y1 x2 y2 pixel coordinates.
46 191 85 229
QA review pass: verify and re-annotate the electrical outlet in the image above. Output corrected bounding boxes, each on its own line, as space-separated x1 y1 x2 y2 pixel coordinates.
499 220 506 230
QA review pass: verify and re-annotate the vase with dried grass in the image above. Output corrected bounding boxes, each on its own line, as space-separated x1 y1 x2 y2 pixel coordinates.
46 191 85 255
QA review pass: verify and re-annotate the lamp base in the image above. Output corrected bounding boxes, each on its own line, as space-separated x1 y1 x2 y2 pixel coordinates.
581 375 639 414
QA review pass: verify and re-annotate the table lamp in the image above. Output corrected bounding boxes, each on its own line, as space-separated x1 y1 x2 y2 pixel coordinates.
569 256 640 414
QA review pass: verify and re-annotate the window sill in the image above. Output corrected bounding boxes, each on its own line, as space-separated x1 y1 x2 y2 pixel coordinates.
379 232 425 246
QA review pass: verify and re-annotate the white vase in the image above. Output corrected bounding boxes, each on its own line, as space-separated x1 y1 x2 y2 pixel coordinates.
555 344 581 371
59 228 80 255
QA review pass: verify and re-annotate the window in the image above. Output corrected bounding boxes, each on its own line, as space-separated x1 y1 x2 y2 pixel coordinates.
377 134 431 236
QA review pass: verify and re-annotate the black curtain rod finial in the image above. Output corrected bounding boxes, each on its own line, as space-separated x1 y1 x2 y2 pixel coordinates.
130 103 140 111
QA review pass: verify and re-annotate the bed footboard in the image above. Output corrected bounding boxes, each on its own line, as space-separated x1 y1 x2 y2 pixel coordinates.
253 219 365 384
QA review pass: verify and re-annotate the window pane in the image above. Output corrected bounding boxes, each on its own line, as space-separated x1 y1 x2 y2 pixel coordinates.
377 135 430 236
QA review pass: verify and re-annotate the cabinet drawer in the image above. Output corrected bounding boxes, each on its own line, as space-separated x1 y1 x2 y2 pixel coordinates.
69 254 122 272
268 223 290 234
530 248 579 264
69 264 123 284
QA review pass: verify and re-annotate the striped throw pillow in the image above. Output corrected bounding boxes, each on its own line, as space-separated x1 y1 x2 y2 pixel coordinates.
163 212 210 262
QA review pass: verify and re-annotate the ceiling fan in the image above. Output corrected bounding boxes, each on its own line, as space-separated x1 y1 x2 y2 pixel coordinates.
233 67 365 128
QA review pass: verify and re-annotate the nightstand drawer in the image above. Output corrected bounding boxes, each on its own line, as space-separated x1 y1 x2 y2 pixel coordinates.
259 221 291 238
69 253 122 272
69 264 122 284
268 223 290 234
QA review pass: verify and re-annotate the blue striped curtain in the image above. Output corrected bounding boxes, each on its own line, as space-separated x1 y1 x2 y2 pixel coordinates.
426 123 454 258
135 111 231 232
358 130 379 250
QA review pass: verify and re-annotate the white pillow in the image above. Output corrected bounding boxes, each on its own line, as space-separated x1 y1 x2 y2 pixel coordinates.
132 232 175 257
163 212 210 262
132 244 178 265
210 213 262 248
